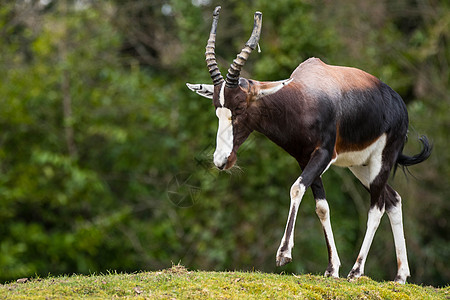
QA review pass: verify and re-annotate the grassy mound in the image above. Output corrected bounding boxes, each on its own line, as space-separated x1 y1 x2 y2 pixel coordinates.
1 265 447 299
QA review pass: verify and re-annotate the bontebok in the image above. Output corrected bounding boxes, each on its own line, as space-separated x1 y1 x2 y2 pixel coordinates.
186 6 432 284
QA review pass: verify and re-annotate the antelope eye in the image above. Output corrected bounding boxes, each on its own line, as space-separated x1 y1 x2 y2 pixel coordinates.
234 107 244 114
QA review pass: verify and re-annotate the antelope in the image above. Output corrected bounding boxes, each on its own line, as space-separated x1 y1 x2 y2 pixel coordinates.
186 6 431 284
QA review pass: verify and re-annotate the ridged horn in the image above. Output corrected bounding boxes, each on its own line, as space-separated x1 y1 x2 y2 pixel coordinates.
225 11 262 88
205 6 224 86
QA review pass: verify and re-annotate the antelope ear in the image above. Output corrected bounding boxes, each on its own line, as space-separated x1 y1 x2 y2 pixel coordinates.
255 78 293 99
186 83 214 99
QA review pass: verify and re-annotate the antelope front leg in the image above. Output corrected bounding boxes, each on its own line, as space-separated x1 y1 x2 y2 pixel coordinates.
276 147 333 267
276 176 306 266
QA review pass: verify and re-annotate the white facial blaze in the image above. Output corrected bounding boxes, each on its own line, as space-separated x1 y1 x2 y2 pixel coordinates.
214 107 233 168
219 81 225 106
214 84 234 168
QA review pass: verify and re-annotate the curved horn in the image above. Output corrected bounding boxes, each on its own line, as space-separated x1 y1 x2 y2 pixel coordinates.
205 6 224 86
226 11 262 88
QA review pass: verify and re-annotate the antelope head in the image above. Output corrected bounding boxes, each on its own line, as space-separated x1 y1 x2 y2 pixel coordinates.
187 6 291 170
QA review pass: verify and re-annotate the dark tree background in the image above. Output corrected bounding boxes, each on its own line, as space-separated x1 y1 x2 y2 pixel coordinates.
0 0 448 286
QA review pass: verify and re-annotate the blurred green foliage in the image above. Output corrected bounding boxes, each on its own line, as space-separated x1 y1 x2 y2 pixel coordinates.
0 0 448 286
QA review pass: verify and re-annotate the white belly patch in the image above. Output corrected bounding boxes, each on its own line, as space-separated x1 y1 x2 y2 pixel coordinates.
333 134 386 168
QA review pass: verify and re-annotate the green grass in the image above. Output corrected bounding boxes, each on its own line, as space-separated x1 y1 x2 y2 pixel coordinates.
1 265 448 299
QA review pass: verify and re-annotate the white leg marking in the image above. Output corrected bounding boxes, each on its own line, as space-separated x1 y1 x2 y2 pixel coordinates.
276 177 306 266
213 107 233 168
348 205 385 280
387 192 410 284
316 199 341 277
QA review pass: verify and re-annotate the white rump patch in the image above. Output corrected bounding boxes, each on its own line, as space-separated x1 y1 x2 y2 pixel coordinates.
213 107 233 168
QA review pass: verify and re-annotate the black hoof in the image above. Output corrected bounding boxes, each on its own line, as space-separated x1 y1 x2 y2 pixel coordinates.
276 256 292 267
